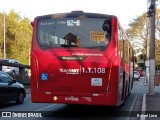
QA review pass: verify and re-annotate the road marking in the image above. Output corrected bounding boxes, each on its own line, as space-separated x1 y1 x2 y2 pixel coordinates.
140 93 146 120
125 95 138 120
35 104 57 111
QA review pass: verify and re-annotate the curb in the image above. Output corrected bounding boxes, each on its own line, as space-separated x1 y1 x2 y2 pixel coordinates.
25 88 30 94
140 93 146 120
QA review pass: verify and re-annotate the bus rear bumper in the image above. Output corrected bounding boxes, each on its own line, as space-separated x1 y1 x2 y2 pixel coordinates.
31 91 119 106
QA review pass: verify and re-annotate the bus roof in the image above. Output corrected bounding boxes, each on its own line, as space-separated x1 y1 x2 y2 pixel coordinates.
35 11 116 20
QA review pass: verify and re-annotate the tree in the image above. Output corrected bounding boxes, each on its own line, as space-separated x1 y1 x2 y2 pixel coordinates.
126 8 160 66
0 13 4 58
0 10 32 65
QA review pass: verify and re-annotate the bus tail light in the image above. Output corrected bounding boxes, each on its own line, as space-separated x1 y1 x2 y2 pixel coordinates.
53 96 58 101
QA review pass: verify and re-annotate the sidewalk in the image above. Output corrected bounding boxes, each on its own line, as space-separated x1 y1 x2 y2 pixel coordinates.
146 86 160 111
142 85 160 120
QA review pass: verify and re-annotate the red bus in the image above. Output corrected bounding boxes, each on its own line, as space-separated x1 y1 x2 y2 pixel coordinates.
31 11 135 106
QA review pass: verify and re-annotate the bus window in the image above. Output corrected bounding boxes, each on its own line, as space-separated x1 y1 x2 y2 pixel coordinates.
102 20 111 40
37 18 112 50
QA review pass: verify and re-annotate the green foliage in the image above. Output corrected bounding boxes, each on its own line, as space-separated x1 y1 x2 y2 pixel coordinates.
0 10 32 65
126 8 160 66
156 40 160 65
127 13 148 41
0 13 4 58
138 54 146 61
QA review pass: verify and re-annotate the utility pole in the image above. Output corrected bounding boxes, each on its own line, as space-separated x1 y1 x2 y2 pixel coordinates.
148 0 156 95
145 0 150 84
3 11 6 59
145 20 149 84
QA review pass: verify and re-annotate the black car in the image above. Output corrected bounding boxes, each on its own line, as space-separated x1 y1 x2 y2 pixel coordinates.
0 71 26 104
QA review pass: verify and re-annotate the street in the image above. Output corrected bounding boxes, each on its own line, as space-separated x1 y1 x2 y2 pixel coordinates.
0 78 148 120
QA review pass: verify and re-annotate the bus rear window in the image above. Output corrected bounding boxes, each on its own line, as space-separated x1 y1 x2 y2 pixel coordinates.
37 18 112 50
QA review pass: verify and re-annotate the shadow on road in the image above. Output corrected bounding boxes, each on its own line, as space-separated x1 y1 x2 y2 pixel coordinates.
43 104 132 118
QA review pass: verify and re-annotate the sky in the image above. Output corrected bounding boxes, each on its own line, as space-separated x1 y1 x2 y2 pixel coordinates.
0 0 160 28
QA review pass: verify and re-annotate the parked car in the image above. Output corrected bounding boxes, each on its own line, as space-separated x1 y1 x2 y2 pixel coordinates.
134 71 140 81
0 59 28 78
0 71 26 104
136 69 144 76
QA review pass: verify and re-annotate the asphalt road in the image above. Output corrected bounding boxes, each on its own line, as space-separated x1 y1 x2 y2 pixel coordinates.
0 78 148 120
